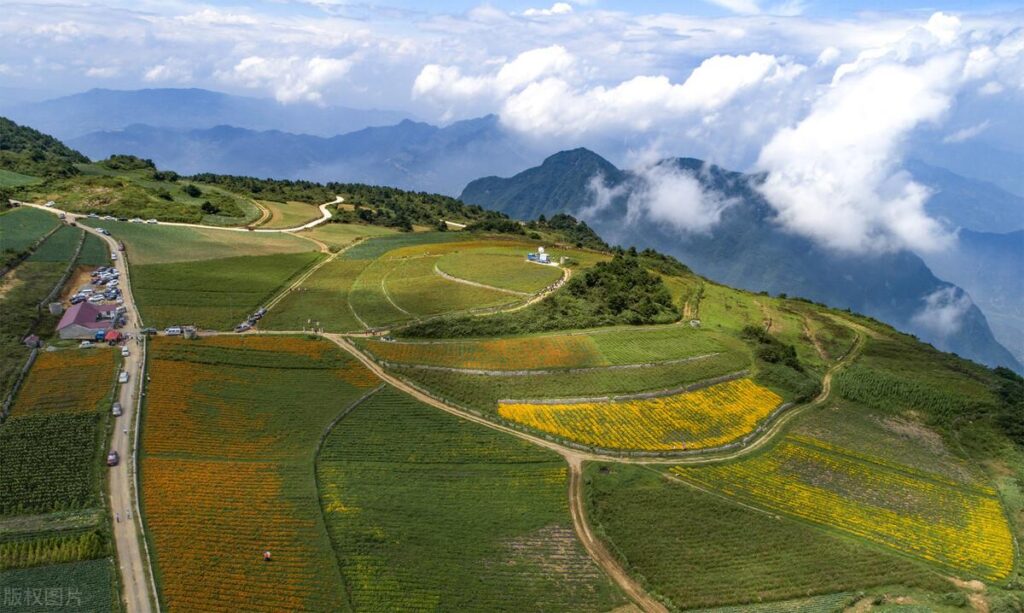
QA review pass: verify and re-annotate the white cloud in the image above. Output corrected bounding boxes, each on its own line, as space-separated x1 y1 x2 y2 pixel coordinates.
816 46 841 66
704 0 762 16
413 45 574 101
625 163 736 233
219 55 354 104
144 62 192 83
942 120 990 143
752 12 1017 255
911 286 973 338
523 3 573 17
454 50 806 136
85 66 119 78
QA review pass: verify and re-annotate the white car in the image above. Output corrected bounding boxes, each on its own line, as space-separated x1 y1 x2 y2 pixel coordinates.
164 326 183 336
79 341 94 349
146 219 158 224
112 402 123 417
129 218 143 223
111 253 118 260
118 371 129 384
121 346 130 357
45 201 55 207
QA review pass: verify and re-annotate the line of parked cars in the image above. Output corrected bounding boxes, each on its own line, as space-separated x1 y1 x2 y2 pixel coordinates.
234 306 268 333
87 212 158 224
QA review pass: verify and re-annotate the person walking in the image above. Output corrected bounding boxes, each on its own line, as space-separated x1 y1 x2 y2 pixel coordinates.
115 513 120 523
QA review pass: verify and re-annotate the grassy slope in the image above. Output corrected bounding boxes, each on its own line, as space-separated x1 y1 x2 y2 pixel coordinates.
256 200 320 229
261 258 370 332
0 168 41 188
585 464 947 611
0 207 60 253
302 223 398 250
80 219 314 265
317 387 626 611
132 251 322 329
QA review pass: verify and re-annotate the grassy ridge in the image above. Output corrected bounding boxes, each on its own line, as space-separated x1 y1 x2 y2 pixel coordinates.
317 387 626 611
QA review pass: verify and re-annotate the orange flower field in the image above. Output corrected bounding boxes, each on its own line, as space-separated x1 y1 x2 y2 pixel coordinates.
498 378 782 451
141 336 380 611
12 348 117 415
363 335 608 370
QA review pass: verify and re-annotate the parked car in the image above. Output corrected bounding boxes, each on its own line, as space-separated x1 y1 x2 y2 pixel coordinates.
58 213 66 220
130 218 143 223
164 326 183 336
97 228 110 236
141 327 158 336
79 341 94 348
234 322 252 333
146 219 158 224
118 371 129 384
88 213 99 218
112 402 123 417
107 450 119 466
45 201 54 207
111 252 118 261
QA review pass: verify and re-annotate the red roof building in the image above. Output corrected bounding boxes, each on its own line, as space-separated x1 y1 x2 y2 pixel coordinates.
56 302 113 340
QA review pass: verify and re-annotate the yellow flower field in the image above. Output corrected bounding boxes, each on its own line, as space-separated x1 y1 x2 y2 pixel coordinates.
498 378 781 451
670 436 1014 580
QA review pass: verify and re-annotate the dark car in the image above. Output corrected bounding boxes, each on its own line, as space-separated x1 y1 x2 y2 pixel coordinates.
140 327 158 336
107 450 120 467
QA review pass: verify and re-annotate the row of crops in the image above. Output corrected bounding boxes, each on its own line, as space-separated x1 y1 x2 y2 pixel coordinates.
670 434 1014 580
316 387 627 611
499 378 781 451
586 464 949 610
140 336 380 612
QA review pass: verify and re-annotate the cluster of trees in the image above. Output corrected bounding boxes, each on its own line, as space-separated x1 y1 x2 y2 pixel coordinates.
0 117 89 178
99 154 155 171
994 367 1024 445
742 325 821 402
402 253 679 338
527 214 607 250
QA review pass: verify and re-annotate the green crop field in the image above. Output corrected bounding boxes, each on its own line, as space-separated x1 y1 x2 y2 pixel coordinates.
699 282 766 333
0 168 41 187
0 207 60 254
0 558 115 612
260 259 370 332
132 251 321 329
140 336 381 612
302 222 398 250
0 349 118 516
585 464 947 611
77 233 110 266
385 255 518 317
360 325 744 370
436 251 563 293
0 262 66 402
317 387 626 611
257 200 320 229
80 219 315 265
27 226 82 262
341 231 463 260
398 351 751 414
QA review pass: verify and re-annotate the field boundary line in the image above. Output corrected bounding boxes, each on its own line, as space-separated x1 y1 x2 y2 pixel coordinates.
380 262 413 316
497 370 749 404
374 352 722 377
311 382 386 613
432 263 531 296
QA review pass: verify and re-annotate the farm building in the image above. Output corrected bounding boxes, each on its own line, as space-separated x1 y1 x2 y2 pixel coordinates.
56 302 114 340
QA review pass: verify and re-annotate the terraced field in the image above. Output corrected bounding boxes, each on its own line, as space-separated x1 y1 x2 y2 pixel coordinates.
26 225 82 262
302 223 398 250
586 464 946 610
436 250 563 293
670 434 1014 580
140 336 380 612
361 325 741 370
316 387 627 611
500 378 781 451
397 351 751 414
0 206 59 253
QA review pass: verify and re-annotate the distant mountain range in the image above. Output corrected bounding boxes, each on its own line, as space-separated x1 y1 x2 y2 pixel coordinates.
0 88 411 139
462 149 1022 372
66 116 543 196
